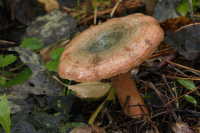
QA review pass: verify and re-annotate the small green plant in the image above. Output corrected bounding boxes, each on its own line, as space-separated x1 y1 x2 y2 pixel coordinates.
3 68 32 88
0 54 17 68
0 94 11 133
0 54 17 86
178 78 197 105
0 56 32 88
45 47 65 72
0 37 44 88
56 100 73 121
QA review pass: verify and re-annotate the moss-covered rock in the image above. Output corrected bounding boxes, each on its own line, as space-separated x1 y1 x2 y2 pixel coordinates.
23 9 77 47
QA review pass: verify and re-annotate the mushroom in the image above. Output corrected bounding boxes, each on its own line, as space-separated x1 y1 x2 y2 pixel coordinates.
57 13 164 118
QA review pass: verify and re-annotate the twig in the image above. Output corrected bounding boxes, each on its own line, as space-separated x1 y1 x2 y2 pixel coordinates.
163 86 199 107
138 51 178 78
164 59 200 74
166 76 200 81
79 1 141 25
110 0 122 18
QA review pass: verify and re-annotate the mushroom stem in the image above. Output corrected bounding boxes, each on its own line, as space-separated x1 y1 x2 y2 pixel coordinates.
110 72 149 119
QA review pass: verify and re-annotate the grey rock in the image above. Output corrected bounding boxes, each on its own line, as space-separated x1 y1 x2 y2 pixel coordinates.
23 9 78 47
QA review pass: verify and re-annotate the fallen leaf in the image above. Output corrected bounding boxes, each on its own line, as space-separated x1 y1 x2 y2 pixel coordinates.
172 122 192 133
164 24 200 60
67 82 111 99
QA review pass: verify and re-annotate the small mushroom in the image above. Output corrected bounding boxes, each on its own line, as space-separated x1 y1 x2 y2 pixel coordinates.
58 13 164 118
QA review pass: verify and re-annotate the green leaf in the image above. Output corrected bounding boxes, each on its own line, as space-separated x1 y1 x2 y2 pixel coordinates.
184 95 197 105
0 54 17 67
4 68 32 88
45 47 65 72
45 60 59 72
20 38 43 50
50 47 65 60
178 79 196 91
176 0 196 16
0 93 11 133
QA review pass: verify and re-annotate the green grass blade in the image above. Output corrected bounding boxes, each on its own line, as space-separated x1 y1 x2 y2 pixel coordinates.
88 86 115 125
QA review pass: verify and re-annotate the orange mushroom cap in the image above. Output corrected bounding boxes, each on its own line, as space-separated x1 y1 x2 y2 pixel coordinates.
58 13 164 82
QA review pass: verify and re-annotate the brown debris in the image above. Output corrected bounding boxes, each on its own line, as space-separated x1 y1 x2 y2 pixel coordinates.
172 122 192 133
70 125 106 133
160 16 192 32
